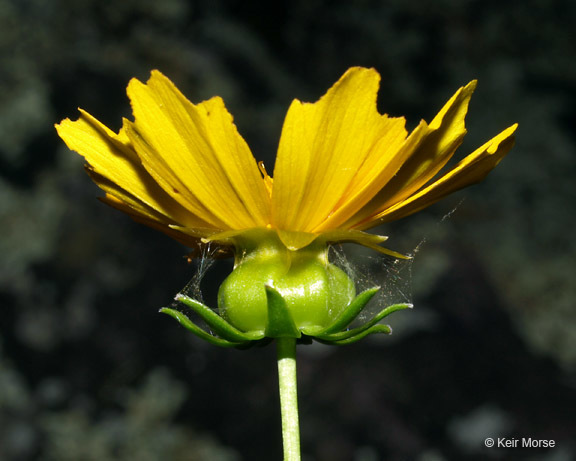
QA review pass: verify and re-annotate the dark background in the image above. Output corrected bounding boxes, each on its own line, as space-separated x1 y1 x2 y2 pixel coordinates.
1 1 575 460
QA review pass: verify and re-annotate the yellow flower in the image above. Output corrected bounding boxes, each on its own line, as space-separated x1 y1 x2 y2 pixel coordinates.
56 67 517 257
56 67 518 344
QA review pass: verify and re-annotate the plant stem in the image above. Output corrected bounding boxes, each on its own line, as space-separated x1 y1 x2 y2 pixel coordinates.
276 337 301 461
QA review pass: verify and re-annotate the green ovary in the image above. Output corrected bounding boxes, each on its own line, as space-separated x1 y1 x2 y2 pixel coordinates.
217 231 355 334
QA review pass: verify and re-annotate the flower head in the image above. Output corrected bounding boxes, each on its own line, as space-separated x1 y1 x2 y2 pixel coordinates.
56 67 517 257
56 68 517 346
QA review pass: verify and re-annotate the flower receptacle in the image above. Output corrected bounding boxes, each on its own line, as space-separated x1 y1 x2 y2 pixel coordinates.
217 229 355 336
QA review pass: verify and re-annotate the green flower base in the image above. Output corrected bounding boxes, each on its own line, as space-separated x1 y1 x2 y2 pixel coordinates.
160 286 411 348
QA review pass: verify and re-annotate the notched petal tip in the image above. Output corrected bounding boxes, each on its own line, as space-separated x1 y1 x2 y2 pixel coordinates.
273 65 413 235
339 66 380 81
489 123 518 152
463 79 478 91
149 69 164 79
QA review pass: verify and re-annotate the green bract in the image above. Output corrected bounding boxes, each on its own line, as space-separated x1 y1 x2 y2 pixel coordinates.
161 229 411 347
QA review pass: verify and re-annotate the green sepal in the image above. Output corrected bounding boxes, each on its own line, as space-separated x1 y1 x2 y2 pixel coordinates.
318 324 393 345
160 307 247 348
315 303 412 342
304 287 380 336
265 285 302 338
174 294 264 342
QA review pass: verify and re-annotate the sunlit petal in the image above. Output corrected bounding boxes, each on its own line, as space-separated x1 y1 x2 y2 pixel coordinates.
127 71 270 229
344 81 477 228
55 110 207 229
272 67 406 233
355 123 518 227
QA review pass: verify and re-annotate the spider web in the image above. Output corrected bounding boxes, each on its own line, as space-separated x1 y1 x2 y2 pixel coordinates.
172 239 419 328
328 242 418 325
172 242 221 306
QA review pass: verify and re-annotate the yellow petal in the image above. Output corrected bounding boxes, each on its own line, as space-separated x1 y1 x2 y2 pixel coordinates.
315 119 424 231
258 161 273 197
87 168 173 223
101 193 205 248
354 123 518 228
272 67 406 232
55 110 206 229
344 81 477 228
122 120 230 229
317 230 410 259
126 71 270 230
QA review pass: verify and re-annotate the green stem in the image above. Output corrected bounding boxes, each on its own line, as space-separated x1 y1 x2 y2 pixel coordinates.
276 337 301 461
